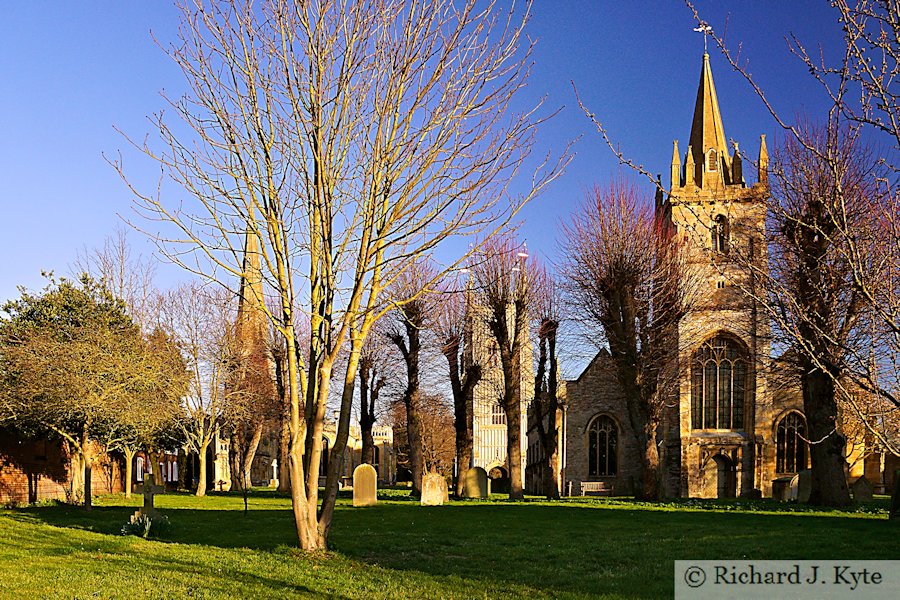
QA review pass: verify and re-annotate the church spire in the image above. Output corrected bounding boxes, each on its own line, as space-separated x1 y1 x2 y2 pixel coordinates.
237 226 266 340
688 53 730 187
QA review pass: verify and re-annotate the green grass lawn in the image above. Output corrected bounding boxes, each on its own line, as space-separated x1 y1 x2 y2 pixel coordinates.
0 490 896 599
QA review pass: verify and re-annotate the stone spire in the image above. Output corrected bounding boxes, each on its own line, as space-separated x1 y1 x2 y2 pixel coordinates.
237 226 266 341
688 53 730 187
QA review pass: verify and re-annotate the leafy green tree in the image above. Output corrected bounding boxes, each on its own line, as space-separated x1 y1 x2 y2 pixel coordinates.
0 275 185 507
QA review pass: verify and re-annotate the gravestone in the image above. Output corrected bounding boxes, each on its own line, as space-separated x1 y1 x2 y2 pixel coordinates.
852 476 874 503
269 459 279 488
796 469 812 503
420 472 446 506
463 467 489 499
788 474 800 501
134 473 164 520
772 476 793 501
352 464 378 507
891 470 900 520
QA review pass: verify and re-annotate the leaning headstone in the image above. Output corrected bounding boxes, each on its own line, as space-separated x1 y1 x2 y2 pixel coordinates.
797 469 812 503
851 476 874 503
891 470 900 520
352 464 378 507
133 472 164 520
420 472 446 506
463 467 489 499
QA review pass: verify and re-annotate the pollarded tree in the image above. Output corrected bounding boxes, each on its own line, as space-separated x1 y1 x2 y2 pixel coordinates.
470 236 534 500
530 263 562 499
385 263 437 496
561 181 691 501
117 0 566 550
434 278 482 496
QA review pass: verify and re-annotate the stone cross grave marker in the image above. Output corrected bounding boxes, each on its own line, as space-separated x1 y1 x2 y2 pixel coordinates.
352 464 378 507
420 472 446 506
852 476 874 503
134 472 164 520
269 459 279 488
463 467 489 499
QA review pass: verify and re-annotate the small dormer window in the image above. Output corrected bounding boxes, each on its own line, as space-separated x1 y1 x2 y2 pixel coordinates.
712 214 729 254
707 149 718 171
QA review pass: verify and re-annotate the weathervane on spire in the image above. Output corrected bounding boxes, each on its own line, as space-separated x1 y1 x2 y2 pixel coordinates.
693 22 712 53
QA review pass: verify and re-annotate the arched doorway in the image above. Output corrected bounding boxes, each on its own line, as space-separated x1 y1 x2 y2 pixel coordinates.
488 466 509 495
713 454 736 499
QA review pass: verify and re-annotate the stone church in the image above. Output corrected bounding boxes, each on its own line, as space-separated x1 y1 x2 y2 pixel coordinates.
526 53 897 499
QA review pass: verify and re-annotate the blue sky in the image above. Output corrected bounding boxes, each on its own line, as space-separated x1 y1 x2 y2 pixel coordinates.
0 1 842 304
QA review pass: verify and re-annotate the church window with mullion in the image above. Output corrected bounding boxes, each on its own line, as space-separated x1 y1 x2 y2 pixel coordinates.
691 336 747 430
588 415 618 477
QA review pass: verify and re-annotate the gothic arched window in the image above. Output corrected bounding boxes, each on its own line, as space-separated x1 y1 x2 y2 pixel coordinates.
708 149 718 171
491 402 506 425
588 415 618 477
691 336 747 430
712 214 729 253
776 412 808 474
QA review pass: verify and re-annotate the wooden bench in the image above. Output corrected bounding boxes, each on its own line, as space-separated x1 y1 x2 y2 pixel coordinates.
580 481 612 496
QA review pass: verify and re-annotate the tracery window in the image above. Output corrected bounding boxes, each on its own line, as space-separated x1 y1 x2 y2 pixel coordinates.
712 214 729 253
776 412 808 473
691 336 747 430
588 415 618 477
491 402 506 425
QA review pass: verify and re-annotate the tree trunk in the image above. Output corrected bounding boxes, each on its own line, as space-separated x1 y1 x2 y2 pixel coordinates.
445 340 477 497
803 367 852 507
278 414 291 493
123 448 136 499
407 392 425 496
241 423 263 490
506 397 525 500
81 430 93 510
196 442 210 497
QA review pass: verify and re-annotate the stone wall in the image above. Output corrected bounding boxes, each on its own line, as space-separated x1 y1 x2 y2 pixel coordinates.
563 352 641 497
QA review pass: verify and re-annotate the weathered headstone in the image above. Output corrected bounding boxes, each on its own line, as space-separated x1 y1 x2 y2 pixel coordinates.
797 469 812 503
420 472 446 506
463 467 489 499
891 470 900 520
851 476 874 503
352 464 378 507
134 472 164 520
788 474 800 501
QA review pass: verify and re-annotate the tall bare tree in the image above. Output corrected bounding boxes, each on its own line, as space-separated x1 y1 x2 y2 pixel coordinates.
530 263 562 499
471 236 533 500
116 0 565 549
561 181 690 500
358 336 387 466
386 263 436 496
434 279 482 495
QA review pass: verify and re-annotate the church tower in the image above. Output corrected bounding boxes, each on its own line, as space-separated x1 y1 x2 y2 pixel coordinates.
660 53 771 498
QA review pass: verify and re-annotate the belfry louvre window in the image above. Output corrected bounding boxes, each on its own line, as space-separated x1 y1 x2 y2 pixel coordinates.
588 415 618 477
691 336 747 430
712 214 729 254
776 412 808 473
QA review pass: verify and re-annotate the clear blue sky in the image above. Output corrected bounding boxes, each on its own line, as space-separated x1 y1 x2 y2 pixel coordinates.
0 1 842 304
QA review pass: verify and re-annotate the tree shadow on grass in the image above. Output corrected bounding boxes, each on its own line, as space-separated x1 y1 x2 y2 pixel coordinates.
7 498 898 599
